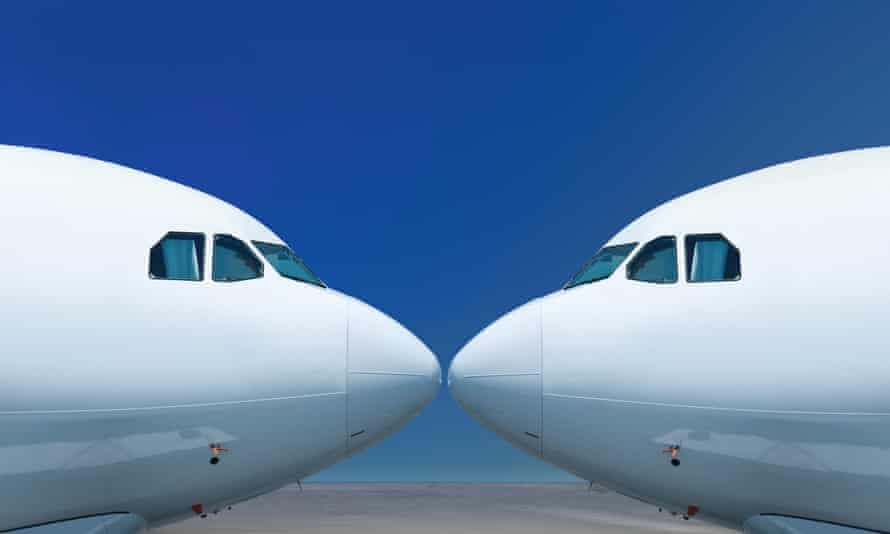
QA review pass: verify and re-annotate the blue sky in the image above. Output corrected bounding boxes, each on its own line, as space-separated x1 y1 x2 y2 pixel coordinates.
3 2 890 481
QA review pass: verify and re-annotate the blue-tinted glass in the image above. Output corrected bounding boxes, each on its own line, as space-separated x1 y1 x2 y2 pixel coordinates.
213 235 263 282
252 241 326 287
627 236 677 283
686 234 741 282
565 243 638 289
149 232 204 281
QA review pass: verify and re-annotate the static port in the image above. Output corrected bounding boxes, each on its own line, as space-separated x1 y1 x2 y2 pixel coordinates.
210 457 220 465
671 458 680 466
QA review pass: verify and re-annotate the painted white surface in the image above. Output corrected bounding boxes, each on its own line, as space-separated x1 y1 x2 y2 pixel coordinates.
345 293 441 453
448 300 542 457
450 148 890 532
0 146 440 530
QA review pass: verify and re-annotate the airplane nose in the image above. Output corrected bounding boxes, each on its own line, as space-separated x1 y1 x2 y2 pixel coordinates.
344 295 440 453
449 299 543 457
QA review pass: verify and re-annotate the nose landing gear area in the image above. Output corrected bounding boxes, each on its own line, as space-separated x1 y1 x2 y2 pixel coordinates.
662 444 681 466
209 443 230 465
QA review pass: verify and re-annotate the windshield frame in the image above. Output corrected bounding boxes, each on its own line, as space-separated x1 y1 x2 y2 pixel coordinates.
564 242 638 289
251 241 327 288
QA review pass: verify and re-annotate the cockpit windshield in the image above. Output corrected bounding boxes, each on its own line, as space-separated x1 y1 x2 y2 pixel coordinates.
252 241 326 287
564 242 638 289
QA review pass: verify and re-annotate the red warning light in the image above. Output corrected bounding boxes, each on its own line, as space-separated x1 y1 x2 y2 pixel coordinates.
687 505 699 517
192 504 204 515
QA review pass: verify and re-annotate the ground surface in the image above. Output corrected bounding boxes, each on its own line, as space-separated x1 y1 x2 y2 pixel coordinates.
155 483 734 534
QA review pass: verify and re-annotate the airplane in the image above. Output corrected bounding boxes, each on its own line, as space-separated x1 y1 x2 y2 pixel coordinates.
0 146 441 534
449 147 890 534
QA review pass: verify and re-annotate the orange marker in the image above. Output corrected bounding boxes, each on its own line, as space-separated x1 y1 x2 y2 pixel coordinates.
662 445 680 457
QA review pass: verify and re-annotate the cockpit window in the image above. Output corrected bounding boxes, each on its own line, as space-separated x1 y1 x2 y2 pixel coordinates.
627 236 678 284
565 243 638 289
685 234 741 282
213 234 263 282
252 241 326 287
149 232 205 281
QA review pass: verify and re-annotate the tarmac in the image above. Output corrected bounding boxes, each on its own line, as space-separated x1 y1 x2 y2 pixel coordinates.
156 483 735 534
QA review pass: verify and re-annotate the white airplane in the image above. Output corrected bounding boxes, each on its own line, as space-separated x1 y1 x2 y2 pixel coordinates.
0 146 440 534
450 148 890 534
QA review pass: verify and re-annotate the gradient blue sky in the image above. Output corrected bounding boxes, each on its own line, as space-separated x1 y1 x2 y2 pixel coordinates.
3 2 890 481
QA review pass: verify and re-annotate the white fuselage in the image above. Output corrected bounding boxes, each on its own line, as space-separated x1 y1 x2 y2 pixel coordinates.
450 148 890 532
0 146 440 530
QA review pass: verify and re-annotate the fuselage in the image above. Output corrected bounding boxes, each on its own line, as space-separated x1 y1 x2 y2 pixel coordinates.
450 148 890 532
0 146 440 530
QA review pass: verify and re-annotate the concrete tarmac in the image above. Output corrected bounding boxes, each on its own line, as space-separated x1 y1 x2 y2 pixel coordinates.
156 483 734 534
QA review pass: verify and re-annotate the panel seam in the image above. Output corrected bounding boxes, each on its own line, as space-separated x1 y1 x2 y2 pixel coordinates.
539 299 544 459
460 372 540 378
0 392 347 415
345 301 351 455
545 393 890 416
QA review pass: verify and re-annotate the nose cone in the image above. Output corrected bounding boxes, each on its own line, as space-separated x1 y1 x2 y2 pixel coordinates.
449 299 543 457
344 295 440 453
